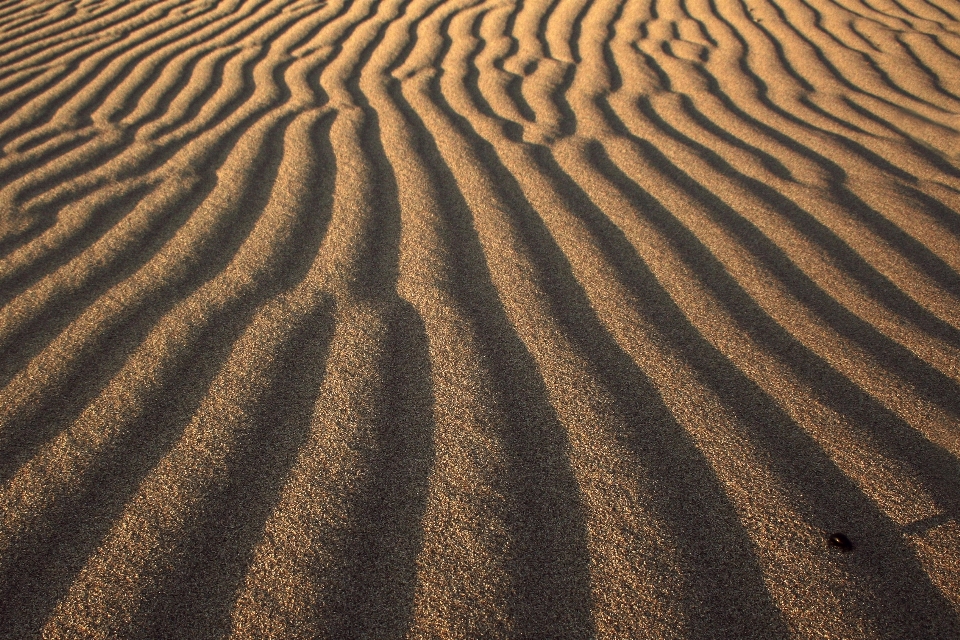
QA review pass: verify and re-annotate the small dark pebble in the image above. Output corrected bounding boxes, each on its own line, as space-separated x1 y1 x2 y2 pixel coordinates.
829 532 853 552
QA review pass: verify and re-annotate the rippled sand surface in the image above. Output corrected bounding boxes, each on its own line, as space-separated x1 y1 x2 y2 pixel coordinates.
1 0 959 636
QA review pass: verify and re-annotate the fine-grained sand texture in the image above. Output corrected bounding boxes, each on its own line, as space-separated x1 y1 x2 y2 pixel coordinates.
1 0 959 636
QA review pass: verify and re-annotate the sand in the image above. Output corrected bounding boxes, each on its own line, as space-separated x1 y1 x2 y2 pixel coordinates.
0 0 959 636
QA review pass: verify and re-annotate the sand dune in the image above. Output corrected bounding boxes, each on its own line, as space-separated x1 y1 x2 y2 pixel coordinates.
0 0 959 636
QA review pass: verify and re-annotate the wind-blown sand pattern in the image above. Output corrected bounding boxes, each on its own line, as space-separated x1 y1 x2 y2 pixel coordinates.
0 0 959 636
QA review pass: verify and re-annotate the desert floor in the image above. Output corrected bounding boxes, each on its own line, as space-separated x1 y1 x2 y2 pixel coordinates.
1 0 959 637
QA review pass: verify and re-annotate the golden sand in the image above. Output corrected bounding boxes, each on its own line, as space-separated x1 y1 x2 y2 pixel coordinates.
0 0 959 636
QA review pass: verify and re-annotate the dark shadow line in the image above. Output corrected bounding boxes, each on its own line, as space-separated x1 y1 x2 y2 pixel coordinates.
0 4 59 37
317 111 433 640
535 0 564 62
0 0 167 52
586 135 960 536
0 126 96 188
0 110 337 637
678 0 720 47
300 0 392 107
600 0 627 92
0 27 320 394
294 8 443 628
133 109 335 638
895 182 960 241
128 300 337 640
627 96 960 416
68 3 263 129
460 7 527 142
0 65 49 105
423 56 792 636
103 2 286 127
839 93 960 177
0 179 154 307
636 94 960 346
733 0 817 94
580 139 960 637
894 30 960 102
566 0 595 65
902 512 956 536
0 6 289 210
387 74 596 635
489 0 539 123
0 65 97 149
0 0 137 62
0 111 299 486
676 93 796 181
148 45 244 138
766 0 950 114
134 45 239 133
702 0 954 182
383 0 451 80
0 0 204 149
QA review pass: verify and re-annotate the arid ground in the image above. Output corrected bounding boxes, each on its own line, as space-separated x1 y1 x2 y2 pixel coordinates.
1 0 959 637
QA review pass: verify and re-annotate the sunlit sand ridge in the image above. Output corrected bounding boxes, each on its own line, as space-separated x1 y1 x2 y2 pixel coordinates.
0 0 959 636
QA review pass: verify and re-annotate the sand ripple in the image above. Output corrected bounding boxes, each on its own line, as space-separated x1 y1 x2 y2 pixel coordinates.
1 0 959 636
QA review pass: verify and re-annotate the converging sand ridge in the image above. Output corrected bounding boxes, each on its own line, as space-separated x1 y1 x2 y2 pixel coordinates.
0 0 959 636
